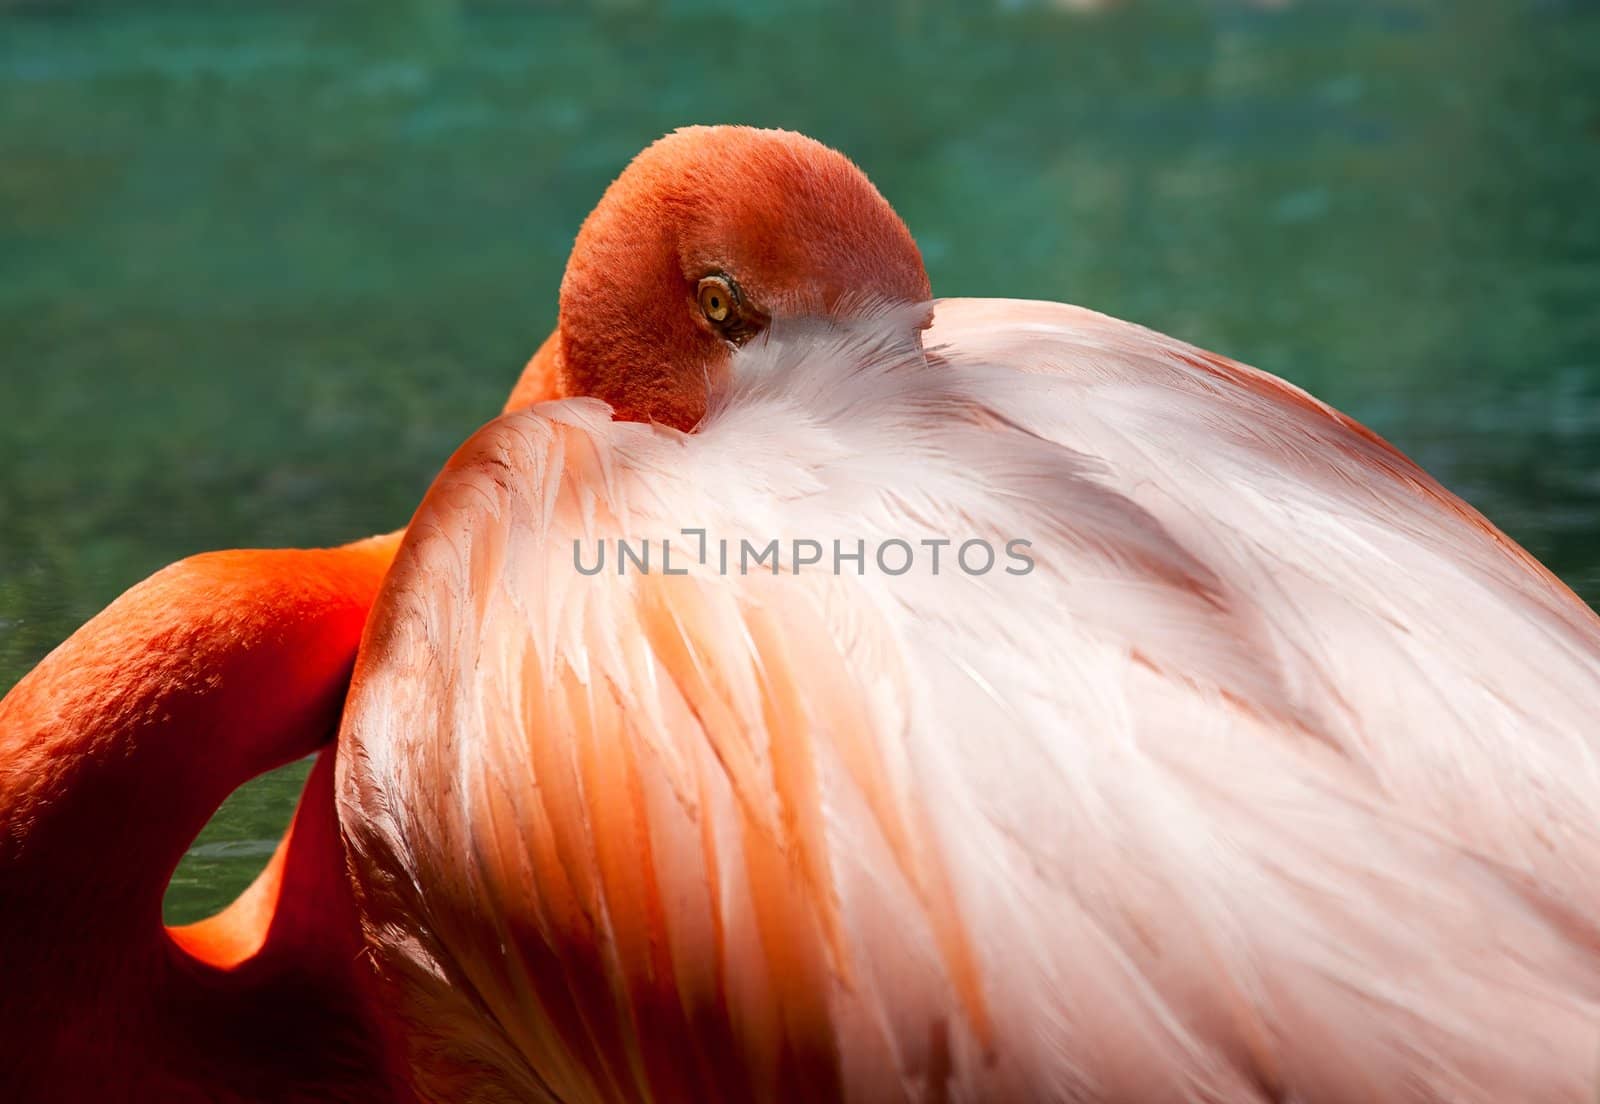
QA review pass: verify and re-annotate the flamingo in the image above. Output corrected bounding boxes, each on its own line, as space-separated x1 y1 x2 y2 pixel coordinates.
0 537 414 1101
336 127 1600 1103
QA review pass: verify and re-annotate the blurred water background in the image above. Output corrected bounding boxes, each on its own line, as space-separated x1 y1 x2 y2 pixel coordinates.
1 0 1596 921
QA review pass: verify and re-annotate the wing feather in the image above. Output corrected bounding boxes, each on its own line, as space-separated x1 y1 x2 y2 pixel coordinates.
339 299 1600 1103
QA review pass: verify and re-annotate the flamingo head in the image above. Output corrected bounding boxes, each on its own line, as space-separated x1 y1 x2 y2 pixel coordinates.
525 125 931 432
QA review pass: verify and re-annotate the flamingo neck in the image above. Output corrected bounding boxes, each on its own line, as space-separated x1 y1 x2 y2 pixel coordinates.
0 535 398 971
503 328 567 414
0 535 403 1098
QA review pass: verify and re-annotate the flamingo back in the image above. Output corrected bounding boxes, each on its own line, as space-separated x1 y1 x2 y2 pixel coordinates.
338 299 1600 1103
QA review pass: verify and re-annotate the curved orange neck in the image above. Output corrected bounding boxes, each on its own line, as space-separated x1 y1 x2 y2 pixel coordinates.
503 328 565 414
0 534 405 1100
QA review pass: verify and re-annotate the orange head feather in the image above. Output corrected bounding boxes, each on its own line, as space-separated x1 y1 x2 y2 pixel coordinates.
506 126 931 430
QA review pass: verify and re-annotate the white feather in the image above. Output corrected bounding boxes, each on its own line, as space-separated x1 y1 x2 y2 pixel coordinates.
339 298 1600 1103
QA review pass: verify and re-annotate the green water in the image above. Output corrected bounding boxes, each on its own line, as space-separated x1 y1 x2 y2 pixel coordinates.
2 0 1597 923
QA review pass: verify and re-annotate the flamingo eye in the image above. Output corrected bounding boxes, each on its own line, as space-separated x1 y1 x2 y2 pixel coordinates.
694 273 769 346
696 276 734 324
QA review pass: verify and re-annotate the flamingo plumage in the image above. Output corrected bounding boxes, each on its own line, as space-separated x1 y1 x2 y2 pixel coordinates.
5 122 1599 1103
335 127 1600 1103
